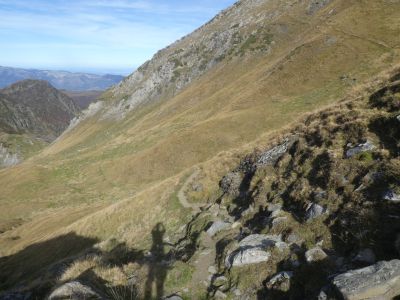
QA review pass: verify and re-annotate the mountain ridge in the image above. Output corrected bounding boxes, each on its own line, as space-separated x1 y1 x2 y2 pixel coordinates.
0 79 79 168
0 66 125 91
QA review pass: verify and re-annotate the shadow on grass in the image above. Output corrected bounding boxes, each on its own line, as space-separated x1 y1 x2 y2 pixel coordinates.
0 220 199 300
0 232 99 295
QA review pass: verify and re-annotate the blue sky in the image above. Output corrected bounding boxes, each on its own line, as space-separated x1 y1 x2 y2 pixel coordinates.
0 0 236 75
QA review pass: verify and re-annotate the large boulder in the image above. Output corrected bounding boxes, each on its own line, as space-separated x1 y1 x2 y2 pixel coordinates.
332 260 400 300
225 234 285 268
47 281 102 300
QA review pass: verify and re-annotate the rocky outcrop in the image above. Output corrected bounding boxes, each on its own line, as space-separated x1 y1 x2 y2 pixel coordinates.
332 260 400 300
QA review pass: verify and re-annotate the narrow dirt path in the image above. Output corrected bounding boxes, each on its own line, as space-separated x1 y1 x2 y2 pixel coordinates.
177 168 203 213
190 233 217 290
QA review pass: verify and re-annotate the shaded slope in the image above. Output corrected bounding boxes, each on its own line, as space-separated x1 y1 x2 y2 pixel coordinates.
0 80 79 141
0 80 79 169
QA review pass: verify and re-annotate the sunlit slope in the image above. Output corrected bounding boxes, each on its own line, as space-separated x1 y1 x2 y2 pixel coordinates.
1 0 400 256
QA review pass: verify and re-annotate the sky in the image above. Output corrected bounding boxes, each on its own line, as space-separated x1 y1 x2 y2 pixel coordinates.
0 0 236 75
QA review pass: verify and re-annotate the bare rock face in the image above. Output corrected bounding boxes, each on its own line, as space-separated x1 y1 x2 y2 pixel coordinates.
47 281 102 300
332 260 400 300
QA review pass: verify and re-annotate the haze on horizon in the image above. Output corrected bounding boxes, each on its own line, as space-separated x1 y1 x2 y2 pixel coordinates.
0 0 236 75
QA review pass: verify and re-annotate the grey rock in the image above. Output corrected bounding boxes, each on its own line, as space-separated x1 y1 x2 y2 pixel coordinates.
382 189 400 202
305 247 328 263
257 138 297 166
215 290 227 299
48 281 102 299
225 235 284 267
305 203 327 221
266 271 293 290
286 232 302 244
267 203 282 212
220 172 242 196
353 248 376 265
332 260 400 300
346 140 375 158
206 221 231 237
227 247 271 267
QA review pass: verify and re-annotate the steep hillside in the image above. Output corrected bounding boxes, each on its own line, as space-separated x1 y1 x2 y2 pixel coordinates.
0 0 400 299
0 66 124 91
0 80 79 168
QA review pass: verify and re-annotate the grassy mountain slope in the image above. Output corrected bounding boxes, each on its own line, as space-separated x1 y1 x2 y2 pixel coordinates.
0 0 400 298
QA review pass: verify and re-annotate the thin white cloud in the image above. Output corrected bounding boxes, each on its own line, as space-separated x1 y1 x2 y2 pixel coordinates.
0 0 236 72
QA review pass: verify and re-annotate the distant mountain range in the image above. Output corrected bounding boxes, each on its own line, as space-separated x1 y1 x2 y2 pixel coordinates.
0 66 124 91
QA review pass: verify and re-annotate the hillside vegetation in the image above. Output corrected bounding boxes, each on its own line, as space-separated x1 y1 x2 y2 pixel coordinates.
0 0 400 299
